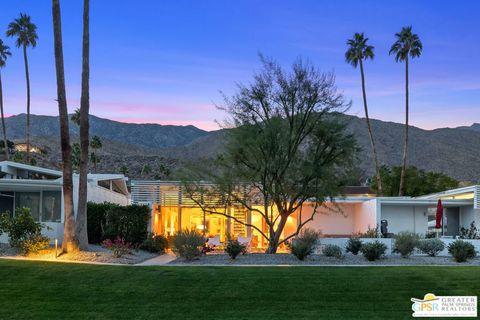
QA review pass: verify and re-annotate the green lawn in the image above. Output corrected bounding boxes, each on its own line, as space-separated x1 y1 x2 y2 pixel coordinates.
0 260 479 319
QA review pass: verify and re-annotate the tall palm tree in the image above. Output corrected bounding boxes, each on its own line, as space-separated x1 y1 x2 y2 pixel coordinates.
389 26 422 196
52 0 78 252
76 0 90 250
0 40 11 160
6 13 38 162
90 135 102 173
345 33 382 194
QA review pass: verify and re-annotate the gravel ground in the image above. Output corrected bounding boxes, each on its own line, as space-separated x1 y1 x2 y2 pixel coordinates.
169 253 480 266
0 243 158 265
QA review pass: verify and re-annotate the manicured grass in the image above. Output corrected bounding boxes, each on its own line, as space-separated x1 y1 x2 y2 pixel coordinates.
0 260 479 319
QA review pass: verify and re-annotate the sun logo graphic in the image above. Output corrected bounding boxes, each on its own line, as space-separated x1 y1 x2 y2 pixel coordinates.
411 293 477 317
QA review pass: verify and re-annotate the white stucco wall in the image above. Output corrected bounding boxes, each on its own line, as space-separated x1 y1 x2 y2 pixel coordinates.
354 199 378 233
302 202 357 235
72 177 129 208
460 206 479 228
380 204 428 235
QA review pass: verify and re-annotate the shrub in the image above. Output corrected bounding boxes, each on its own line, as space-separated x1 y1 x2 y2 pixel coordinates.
360 241 387 261
102 205 150 245
0 208 50 255
346 237 362 255
225 240 246 259
417 238 445 257
172 230 205 261
141 233 168 254
459 222 480 239
393 231 420 258
323 244 343 259
86 202 120 244
424 231 437 239
102 238 132 258
448 240 477 263
290 228 321 261
358 225 379 238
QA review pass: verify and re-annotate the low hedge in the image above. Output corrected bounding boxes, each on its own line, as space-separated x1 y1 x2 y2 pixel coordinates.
87 202 150 245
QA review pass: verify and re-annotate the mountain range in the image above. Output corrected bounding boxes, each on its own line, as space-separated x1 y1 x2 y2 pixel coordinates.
4 113 480 182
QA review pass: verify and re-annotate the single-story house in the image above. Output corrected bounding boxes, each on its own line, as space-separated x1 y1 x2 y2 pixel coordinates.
0 161 129 243
130 181 479 249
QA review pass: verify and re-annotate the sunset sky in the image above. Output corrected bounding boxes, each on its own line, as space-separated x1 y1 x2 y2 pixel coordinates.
1 0 479 131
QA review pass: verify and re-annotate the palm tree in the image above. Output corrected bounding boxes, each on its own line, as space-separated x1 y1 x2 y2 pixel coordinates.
389 26 423 196
76 0 90 250
52 0 78 252
345 33 382 194
90 135 102 173
6 13 38 162
0 40 11 160
70 107 80 125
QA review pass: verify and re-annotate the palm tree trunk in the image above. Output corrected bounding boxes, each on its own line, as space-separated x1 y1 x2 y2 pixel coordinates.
359 60 382 194
76 0 90 250
0 72 9 160
52 0 78 252
398 56 409 196
23 44 31 161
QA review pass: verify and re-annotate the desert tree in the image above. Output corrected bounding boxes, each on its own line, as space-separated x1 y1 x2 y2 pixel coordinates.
0 39 11 160
182 57 356 253
75 0 90 250
52 0 77 252
389 26 422 196
345 32 382 194
6 13 38 161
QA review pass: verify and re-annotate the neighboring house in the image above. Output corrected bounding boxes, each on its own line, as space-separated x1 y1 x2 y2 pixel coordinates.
0 161 129 243
130 180 480 249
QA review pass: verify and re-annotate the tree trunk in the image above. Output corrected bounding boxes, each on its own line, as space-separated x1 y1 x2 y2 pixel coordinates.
359 60 382 194
0 72 8 160
398 57 409 196
265 215 288 254
52 0 78 253
23 45 31 161
76 0 90 250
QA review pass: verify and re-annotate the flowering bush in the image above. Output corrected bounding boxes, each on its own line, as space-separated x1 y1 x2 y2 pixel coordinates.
102 238 132 258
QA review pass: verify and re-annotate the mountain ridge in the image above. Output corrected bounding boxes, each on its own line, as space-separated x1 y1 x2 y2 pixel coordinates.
4 113 480 182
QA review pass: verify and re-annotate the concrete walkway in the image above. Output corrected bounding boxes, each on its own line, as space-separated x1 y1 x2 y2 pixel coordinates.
135 253 176 266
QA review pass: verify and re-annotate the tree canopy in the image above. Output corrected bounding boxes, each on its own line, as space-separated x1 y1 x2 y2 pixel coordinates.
370 166 458 197
183 56 357 253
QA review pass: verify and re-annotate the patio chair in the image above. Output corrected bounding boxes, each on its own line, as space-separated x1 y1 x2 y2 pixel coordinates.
237 235 252 253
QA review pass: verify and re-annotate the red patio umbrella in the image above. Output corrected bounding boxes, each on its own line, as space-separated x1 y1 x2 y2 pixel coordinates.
435 199 443 229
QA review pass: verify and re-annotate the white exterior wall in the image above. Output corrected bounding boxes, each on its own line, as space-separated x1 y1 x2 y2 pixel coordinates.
380 204 428 235
354 199 378 233
459 206 479 228
302 203 357 235
72 176 129 209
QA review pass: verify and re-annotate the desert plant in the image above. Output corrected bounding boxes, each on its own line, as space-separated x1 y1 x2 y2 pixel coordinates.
346 237 363 255
417 238 445 257
0 207 50 255
172 230 205 261
102 238 132 258
358 225 379 238
225 239 246 260
323 244 343 259
459 222 480 239
448 240 477 263
393 231 419 258
360 241 387 261
141 233 168 254
424 231 437 239
290 228 320 261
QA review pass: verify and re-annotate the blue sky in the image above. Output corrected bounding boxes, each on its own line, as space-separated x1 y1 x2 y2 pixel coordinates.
0 0 479 130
